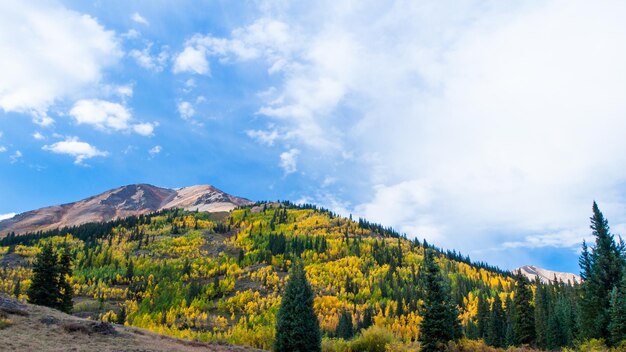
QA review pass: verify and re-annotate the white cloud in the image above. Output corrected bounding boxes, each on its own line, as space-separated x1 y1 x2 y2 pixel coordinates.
0 146 6 153
246 129 279 146
69 99 155 136
9 150 22 164
0 1 121 121
33 132 44 140
149 145 162 156
173 46 209 75
132 122 156 136
131 12 149 26
43 137 108 164
0 213 16 221
130 44 169 72
203 1 626 263
177 101 195 119
279 148 299 174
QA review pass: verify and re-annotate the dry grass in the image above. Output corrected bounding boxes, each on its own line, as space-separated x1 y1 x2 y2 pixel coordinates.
0 295 265 352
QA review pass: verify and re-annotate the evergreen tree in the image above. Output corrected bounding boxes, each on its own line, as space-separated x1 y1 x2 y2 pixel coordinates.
512 273 535 345
58 249 74 313
336 310 354 340
486 294 506 348
117 306 127 324
274 260 321 352
579 202 625 340
13 280 21 298
476 292 490 339
534 280 549 348
359 306 374 331
608 273 626 346
418 250 461 352
126 259 134 281
27 243 60 309
504 296 516 347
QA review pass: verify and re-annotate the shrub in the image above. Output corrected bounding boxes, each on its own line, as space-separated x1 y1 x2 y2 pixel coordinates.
349 326 396 352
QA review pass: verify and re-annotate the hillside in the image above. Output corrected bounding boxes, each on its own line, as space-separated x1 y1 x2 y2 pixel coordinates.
0 184 252 236
0 202 518 350
0 294 261 351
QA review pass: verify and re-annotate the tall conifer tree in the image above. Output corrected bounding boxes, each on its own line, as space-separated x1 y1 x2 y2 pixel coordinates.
274 260 321 352
418 249 461 352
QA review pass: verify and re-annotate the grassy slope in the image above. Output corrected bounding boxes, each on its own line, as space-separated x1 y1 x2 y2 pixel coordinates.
0 295 262 352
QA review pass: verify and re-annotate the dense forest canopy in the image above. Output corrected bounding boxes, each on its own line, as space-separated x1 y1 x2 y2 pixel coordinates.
1 201 625 351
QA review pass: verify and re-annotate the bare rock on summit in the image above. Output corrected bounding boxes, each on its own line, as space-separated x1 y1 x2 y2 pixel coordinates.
0 184 253 236
514 265 582 284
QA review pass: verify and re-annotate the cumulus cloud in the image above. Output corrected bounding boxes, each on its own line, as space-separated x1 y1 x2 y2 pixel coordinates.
0 146 6 153
177 101 195 119
279 148 299 174
69 99 155 136
32 132 44 140
0 1 121 121
43 137 108 164
131 12 149 26
130 43 169 72
173 46 209 75
200 0 626 266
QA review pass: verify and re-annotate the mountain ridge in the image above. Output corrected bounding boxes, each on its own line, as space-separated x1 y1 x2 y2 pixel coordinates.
0 184 252 236
514 264 581 284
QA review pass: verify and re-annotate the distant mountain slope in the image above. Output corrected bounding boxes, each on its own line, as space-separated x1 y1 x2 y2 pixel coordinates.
514 265 581 284
0 184 252 236
0 295 261 352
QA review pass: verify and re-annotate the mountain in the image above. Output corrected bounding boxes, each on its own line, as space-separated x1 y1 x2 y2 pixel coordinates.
514 264 581 284
0 184 252 236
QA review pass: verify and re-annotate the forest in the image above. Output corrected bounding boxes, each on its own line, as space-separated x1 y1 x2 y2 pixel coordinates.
0 201 625 351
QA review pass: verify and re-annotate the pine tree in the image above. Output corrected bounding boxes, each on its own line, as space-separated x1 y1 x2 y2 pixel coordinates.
126 259 134 281
336 310 354 340
274 260 321 352
27 243 60 309
13 280 21 298
512 272 535 345
486 294 506 348
608 273 626 346
504 296 516 347
579 202 625 340
359 306 374 331
418 250 461 352
534 280 549 348
58 249 74 313
476 292 490 339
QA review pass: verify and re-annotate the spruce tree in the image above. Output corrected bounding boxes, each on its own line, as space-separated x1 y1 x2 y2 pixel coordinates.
608 273 626 346
486 294 506 348
534 280 549 348
274 260 321 352
27 243 60 308
58 249 74 313
336 310 354 340
512 272 535 345
476 292 490 339
504 296 516 347
579 202 625 340
418 249 461 352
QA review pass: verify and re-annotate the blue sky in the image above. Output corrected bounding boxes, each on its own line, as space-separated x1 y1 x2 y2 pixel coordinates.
2 0 626 274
